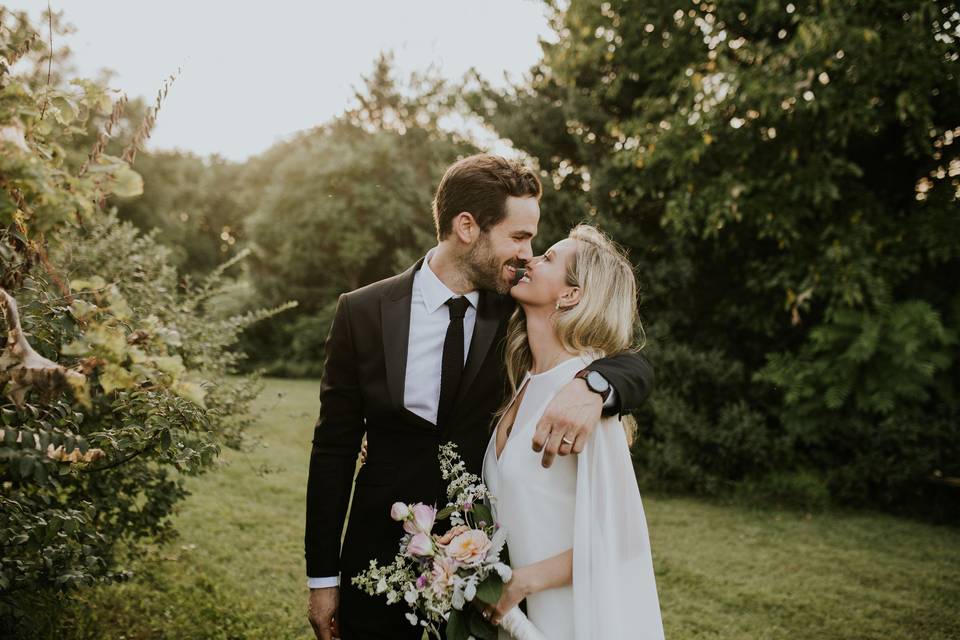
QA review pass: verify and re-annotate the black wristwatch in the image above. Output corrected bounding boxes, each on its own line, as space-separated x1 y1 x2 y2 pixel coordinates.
574 369 612 403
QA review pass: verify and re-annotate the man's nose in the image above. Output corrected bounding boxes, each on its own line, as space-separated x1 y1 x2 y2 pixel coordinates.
518 242 534 262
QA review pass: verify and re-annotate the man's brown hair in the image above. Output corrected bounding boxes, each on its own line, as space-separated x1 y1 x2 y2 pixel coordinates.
432 154 542 240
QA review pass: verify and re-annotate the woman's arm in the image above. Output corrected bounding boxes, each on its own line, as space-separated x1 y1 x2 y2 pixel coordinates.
485 549 573 625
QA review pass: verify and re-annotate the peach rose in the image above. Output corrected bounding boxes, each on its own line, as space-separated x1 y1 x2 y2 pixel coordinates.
436 525 469 546
429 555 461 593
446 529 491 564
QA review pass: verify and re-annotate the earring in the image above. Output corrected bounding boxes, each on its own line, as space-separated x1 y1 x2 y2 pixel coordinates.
555 300 561 310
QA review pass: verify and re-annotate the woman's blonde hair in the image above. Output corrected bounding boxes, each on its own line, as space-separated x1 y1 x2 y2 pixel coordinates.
501 224 646 445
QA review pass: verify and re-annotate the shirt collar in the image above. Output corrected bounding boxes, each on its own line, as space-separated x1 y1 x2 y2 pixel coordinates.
418 247 480 314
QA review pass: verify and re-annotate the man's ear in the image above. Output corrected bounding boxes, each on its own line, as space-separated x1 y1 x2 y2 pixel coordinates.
452 212 480 244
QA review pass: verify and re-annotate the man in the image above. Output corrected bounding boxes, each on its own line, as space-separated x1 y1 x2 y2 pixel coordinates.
305 154 654 639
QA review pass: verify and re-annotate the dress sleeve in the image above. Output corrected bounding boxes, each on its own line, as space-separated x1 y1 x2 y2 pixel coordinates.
572 415 665 639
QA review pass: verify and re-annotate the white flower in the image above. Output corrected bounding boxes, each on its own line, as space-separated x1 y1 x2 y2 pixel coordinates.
464 581 477 602
452 584 465 610
376 577 387 593
391 502 411 521
405 612 418 626
486 527 508 561
493 562 513 582
404 589 418 604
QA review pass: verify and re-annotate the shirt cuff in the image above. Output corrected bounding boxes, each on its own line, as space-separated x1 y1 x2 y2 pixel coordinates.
307 576 339 589
603 386 618 410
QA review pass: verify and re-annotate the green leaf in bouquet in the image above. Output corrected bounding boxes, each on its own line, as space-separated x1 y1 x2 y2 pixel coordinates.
466 606 498 639
436 505 457 520
470 502 493 527
475 574 503 605
446 608 470 640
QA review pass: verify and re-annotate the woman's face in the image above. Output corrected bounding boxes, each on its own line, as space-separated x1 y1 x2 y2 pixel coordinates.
510 238 579 308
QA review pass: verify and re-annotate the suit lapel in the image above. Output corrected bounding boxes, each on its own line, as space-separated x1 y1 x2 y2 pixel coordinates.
381 258 422 410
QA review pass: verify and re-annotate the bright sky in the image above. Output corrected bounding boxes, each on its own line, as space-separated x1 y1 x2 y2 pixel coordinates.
11 0 554 161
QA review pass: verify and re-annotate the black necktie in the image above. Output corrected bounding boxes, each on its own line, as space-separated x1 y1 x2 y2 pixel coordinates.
437 296 471 429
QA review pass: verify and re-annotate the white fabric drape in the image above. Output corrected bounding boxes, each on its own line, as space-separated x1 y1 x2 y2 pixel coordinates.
571 412 665 639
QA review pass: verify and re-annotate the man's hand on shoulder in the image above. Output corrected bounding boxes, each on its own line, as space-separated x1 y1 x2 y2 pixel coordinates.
532 377 602 468
308 586 340 640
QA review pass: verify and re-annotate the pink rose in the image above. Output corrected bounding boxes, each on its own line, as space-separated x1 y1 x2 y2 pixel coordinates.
446 529 492 564
410 503 437 534
429 555 460 593
390 502 410 521
406 531 435 557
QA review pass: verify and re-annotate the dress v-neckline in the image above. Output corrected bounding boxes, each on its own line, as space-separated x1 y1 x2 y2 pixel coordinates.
492 356 586 462
493 375 531 462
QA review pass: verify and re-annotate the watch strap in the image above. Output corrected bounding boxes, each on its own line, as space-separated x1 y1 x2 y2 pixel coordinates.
575 368 612 402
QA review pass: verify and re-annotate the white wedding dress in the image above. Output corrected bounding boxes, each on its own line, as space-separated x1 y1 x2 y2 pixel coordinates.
482 354 665 640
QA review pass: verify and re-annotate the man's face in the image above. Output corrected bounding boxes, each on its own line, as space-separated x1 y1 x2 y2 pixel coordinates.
461 195 539 294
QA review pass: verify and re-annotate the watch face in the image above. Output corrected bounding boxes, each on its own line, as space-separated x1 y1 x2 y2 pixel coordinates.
586 371 610 393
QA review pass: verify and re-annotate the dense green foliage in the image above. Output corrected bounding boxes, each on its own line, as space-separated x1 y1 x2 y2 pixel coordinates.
0 9 287 634
467 0 960 517
113 151 249 277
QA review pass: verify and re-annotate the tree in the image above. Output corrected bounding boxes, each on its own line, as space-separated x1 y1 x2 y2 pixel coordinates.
113 151 249 276
241 54 475 375
468 0 960 516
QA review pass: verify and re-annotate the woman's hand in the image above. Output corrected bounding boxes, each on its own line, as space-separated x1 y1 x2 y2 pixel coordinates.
480 566 534 626
479 549 573 625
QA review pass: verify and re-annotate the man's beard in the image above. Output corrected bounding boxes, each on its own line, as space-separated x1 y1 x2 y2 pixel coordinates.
460 234 515 295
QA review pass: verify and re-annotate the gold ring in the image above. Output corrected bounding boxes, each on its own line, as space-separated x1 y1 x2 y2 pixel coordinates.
482 609 491 620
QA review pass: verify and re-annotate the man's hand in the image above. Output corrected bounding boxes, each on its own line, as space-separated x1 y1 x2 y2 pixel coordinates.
308 586 340 640
532 378 602 468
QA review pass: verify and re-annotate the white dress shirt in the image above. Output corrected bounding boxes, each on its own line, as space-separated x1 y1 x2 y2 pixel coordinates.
308 249 477 589
402 249 480 425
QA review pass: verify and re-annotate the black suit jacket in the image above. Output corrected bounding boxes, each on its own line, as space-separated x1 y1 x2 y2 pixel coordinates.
303 258 654 603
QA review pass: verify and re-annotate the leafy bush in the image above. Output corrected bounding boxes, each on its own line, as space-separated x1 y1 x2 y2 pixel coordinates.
0 10 291 635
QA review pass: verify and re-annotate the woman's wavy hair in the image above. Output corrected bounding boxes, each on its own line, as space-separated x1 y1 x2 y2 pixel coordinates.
501 224 646 444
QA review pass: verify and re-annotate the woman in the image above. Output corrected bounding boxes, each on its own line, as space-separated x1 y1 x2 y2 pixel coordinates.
480 224 664 639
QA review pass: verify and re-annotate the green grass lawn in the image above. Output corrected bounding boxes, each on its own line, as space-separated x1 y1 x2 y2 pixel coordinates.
60 377 960 639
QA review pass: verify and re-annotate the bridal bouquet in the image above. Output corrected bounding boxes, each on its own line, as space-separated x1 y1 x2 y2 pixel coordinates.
352 443 545 640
